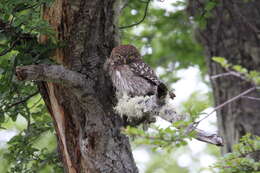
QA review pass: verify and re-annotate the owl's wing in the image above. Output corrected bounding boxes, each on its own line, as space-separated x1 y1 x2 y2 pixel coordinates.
129 61 161 85
130 61 176 99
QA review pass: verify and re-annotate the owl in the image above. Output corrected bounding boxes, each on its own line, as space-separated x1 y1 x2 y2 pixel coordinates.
104 44 175 102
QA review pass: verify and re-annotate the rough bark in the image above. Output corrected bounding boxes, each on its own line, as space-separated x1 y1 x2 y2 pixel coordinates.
187 0 260 160
30 0 138 172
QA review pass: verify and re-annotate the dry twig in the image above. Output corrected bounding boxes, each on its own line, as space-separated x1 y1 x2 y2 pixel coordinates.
196 87 257 124
119 0 151 29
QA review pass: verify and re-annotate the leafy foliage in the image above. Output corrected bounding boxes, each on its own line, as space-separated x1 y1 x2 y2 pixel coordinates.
0 97 62 172
0 0 58 126
0 0 63 172
213 134 260 173
212 57 231 68
213 57 260 85
124 120 196 152
5 122 62 173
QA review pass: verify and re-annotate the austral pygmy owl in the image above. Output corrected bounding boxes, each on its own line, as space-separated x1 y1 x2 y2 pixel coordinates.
105 45 175 101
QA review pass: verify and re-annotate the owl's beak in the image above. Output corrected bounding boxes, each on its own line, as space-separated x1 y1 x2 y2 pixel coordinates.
123 58 126 64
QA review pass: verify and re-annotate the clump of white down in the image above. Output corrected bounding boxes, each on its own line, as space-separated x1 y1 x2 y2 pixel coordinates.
114 93 183 122
114 93 150 118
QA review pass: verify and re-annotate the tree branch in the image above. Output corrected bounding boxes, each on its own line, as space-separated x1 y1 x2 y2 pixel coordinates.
211 70 248 82
0 38 19 56
0 19 35 56
242 96 260 101
119 0 151 29
5 91 39 110
193 128 223 146
210 72 232 79
115 94 224 146
159 110 223 146
196 87 257 124
16 65 87 88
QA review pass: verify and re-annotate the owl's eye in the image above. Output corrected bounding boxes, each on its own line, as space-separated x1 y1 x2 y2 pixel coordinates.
117 55 122 59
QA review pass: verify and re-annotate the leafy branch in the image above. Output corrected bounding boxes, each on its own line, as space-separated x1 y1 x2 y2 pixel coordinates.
213 134 260 173
4 91 39 110
212 57 260 86
124 123 191 150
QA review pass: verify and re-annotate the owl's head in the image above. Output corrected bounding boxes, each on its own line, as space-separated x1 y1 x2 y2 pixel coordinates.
110 45 141 65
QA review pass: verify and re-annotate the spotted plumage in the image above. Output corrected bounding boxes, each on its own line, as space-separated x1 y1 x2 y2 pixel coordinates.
104 44 175 99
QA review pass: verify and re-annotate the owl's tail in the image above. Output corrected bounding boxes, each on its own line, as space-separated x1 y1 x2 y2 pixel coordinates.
169 91 176 99
156 83 175 105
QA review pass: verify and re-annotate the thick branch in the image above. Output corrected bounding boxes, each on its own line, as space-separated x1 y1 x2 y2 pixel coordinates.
242 96 260 101
160 111 223 146
194 128 223 146
16 65 87 88
115 94 224 146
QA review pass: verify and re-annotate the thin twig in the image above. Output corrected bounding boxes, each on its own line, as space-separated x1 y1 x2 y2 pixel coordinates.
9 16 14 26
242 96 260 101
0 19 27 56
0 38 19 56
23 102 31 130
228 71 248 81
211 72 232 79
29 97 42 109
211 70 248 81
5 91 39 110
196 87 256 123
119 0 151 29
13 3 39 12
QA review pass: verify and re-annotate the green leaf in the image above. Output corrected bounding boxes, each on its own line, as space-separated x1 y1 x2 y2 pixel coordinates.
232 65 248 73
212 56 230 68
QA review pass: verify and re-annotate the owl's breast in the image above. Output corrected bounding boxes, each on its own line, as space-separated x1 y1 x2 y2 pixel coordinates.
110 65 156 97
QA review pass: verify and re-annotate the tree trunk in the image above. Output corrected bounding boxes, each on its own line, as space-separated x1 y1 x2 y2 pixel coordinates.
188 0 260 160
37 0 138 172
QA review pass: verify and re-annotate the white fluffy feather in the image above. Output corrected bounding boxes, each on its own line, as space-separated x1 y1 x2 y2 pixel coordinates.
114 93 183 123
114 93 149 118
